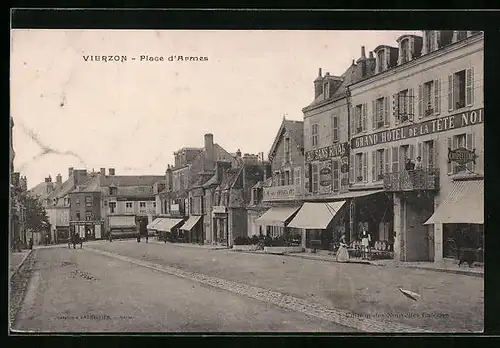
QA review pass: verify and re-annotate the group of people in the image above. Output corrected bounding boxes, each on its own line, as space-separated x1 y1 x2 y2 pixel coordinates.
335 226 373 262
405 156 423 171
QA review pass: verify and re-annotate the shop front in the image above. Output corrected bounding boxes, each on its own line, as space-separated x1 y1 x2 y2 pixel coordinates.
155 218 185 242
254 204 301 241
181 215 203 244
425 178 484 264
212 206 228 245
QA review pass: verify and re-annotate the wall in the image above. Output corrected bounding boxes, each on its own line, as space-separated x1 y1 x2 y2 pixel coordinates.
69 192 101 222
229 208 247 245
108 215 136 227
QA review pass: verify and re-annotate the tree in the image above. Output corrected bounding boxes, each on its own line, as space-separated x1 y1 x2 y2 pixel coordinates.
19 193 50 234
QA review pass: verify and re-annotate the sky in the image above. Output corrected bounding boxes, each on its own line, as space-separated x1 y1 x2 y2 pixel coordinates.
10 29 420 189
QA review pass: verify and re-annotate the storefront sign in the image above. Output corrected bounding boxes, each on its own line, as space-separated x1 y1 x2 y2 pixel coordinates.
448 147 477 166
351 108 484 149
212 206 227 214
263 185 301 202
305 142 348 163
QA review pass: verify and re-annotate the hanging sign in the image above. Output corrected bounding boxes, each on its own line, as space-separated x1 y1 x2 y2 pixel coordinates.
448 147 477 166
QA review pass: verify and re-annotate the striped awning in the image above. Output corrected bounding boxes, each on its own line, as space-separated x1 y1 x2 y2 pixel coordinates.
147 218 164 230
254 206 301 227
155 218 184 232
180 216 202 231
287 201 346 229
425 179 484 225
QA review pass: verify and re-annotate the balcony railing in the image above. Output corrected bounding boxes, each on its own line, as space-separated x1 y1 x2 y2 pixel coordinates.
383 168 440 192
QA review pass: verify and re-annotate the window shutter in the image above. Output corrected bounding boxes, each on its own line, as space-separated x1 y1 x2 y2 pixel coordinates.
410 144 415 161
384 148 390 174
349 154 355 183
448 74 454 111
333 115 339 142
418 84 423 119
393 93 400 125
466 67 474 106
466 132 476 172
384 96 390 127
350 106 356 136
435 30 441 49
446 137 452 174
362 103 367 131
362 152 368 182
434 79 441 115
372 151 376 182
372 100 376 130
432 139 438 170
408 88 414 121
392 147 399 173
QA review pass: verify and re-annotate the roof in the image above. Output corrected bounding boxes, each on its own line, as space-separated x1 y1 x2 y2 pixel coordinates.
268 119 304 160
28 181 53 200
216 167 241 191
252 176 273 189
99 175 165 187
202 173 218 188
192 171 216 188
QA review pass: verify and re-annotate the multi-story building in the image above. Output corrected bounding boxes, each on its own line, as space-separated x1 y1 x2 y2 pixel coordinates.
68 186 102 240
46 173 72 243
347 30 483 262
253 119 305 245
288 53 378 252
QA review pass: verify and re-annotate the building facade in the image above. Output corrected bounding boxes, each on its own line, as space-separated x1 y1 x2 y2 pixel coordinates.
69 189 102 240
347 30 483 262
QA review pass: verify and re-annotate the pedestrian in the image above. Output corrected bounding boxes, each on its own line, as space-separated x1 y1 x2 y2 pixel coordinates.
108 232 113 242
336 233 350 263
137 231 141 243
415 156 423 170
146 232 149 243
29 238 33 250
361 227 371 260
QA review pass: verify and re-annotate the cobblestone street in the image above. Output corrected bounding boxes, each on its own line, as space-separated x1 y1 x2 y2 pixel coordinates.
88 240 484 332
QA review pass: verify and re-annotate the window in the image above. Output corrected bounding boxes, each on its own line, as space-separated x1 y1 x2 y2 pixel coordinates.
153 202 156 208
372 149 386 181
284 137 291 163
423 81 434 115
294 167 301 187
355 104 363 133
449 69 474 111
85 212 92 221
109 187 117 196
422 140 435 169
354 153 367 182
332 159 340 192
311 163 319 192
374 97 385 129
85 196 92 207
76 212 80 220
400 39 409 64
324 82 330 99
332 115 339 142
126 202 133 208
312 124 319 147
284 170 292 185
139 202 146 208
395 89 414 123
109 202 116 214
76 199 80 206
377 49 386 73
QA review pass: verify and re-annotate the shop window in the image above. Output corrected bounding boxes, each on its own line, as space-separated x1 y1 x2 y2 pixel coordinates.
312 124 319 147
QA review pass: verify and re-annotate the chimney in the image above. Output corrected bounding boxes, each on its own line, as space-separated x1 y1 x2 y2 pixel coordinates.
313 68 324 98
361 46 366 59
204 133 215 171
165 165 173 191
356 46 368 78
236 149 242 158
73 169 88 186
56 174 62 185
100 168 106 175
108 168 115 176
369 51 374 59
68 167 74 179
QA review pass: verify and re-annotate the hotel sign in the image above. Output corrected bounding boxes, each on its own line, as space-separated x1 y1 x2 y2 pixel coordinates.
263 185 301 202
448 147 477 166
305 142 348 163
352 108 484 149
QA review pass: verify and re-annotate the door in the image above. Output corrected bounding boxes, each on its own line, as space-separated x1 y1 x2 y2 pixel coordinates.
404 195 433 261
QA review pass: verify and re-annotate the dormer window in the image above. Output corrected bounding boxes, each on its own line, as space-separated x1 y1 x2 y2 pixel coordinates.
284 136 291 163
400 39 409 64
323 82 330 99
425 31 436 53
376 49 386 73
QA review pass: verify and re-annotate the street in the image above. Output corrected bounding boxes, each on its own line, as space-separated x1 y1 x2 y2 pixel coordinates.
10 239 483 333
11 244 353 333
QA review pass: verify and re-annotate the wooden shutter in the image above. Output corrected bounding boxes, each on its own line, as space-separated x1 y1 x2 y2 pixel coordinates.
384 148 390 174
393 93 400 125
409 144 415 163
384 96 390 127
372 100 376 130
466 132 476 172
362 152 368 182
434 79 441 115
349 154 355 183
333 159 340 192
448 74 454 111
408 88 414 121
350 106 356 136
466 67 474 106
332 115 339 142
446 137 452 174
435 30 441 49
432 139 438 170
372 151 377 182
392 146 399 173
362 103 367 132
418 84 423 119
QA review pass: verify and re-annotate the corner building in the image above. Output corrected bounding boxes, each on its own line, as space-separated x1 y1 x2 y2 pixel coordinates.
347 31 483 262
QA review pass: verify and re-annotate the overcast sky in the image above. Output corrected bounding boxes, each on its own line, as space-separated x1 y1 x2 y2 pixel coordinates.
11 29 420 189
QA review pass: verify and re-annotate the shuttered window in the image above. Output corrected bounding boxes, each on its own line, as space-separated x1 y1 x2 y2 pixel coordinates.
332 159 340 192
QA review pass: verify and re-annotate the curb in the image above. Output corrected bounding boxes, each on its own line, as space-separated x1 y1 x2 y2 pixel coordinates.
374 264 484 278
9 250 33 281
149 239 230 251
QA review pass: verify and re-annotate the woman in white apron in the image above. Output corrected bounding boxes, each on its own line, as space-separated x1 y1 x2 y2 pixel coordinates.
361 228 371 259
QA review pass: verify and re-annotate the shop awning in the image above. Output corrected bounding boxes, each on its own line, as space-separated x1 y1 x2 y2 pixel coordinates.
424 180 484 225
180 215 202 231
155 218 184 232
333 189 384 200
147 218 164 230
287 201 346 229
254 206 301 227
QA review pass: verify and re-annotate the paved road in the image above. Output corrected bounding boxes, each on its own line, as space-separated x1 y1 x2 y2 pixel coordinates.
12 247 353 333
88 240 483 332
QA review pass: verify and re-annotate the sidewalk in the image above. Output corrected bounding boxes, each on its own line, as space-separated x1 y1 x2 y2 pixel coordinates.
148 239 230 250
9 250 32 279
232 248 482 277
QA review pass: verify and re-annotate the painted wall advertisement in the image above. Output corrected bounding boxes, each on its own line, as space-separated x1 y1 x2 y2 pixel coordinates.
319 160 332 194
